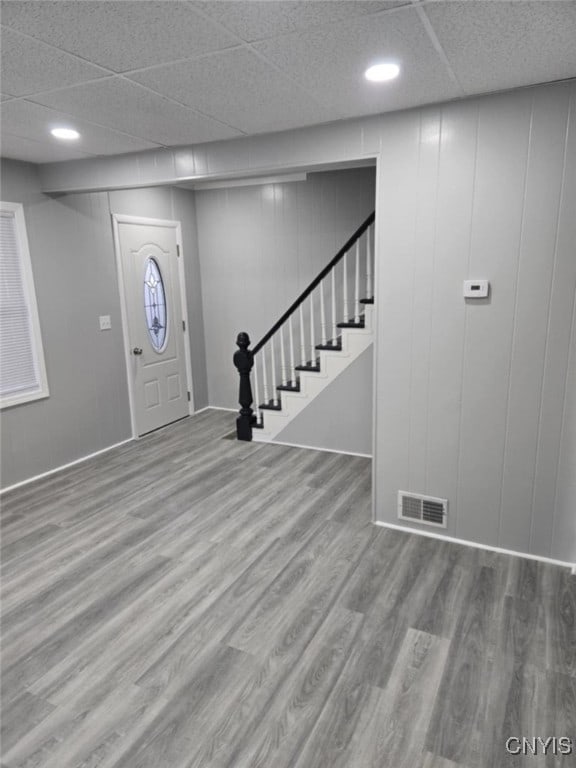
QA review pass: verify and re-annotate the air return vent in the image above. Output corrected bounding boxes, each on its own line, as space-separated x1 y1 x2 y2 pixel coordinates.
398 491 447 528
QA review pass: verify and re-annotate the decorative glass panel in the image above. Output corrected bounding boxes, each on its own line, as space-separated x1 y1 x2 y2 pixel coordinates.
143 258 167 351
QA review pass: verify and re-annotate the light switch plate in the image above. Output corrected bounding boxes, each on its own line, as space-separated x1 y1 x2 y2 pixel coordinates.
99 315 111 330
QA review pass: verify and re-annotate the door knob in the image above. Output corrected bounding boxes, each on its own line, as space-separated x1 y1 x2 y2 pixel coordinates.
133 347 143 355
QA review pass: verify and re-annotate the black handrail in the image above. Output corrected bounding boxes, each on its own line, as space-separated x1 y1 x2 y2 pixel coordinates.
233 209 375 440
252 211 375 355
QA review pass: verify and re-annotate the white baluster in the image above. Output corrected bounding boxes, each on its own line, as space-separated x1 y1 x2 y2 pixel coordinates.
280 326 287 386
309 292 315 364
366 225 373 300
271 335 278 405
331 267 337 344
320 279 327 346
343 251 349 322
254 355 261 425
354 241 360 323
299 304 306 366
262 346 269 405
289 316 295 386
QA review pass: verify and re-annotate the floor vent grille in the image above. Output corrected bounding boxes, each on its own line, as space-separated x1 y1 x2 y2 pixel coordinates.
398 491 447 528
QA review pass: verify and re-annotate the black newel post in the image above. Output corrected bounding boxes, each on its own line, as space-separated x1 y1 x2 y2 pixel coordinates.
233 331 254 441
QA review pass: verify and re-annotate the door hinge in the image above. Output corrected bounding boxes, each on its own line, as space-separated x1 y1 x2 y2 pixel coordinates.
182 320 186 331
187 391 191 402
176 244 180 257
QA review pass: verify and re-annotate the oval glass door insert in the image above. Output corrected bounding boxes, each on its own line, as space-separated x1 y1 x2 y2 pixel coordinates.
143 257 167 351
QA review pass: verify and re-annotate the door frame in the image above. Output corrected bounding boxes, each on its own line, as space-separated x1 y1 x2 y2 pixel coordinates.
112 213 195 439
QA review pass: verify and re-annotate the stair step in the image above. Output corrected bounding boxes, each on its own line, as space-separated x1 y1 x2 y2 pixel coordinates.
360 297 374 304
260 399 282 411
337 317 365 329
315 337 342 351
295 359 320 373
277 379 300 392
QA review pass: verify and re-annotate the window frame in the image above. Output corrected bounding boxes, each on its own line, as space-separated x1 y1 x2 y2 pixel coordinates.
0 201 49 409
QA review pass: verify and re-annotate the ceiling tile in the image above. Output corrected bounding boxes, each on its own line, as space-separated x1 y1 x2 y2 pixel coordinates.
193 0 410 42
0 26 108 97
1 132 93 164
129 48 330 134
424 1 576 94
254 8 463 119
1 100 161 157
2 0 574 167
0 1 238 73
30 78 243 145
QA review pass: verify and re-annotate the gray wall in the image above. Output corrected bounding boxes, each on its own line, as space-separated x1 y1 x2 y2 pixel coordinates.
33 81 576 562
194 167 376 408
553 304 576 562
375 85 576 563
0 160 207 488
1 159 131 488
276 345 373 456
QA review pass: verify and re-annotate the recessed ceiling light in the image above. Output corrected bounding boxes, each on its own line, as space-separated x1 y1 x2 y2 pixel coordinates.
365 63 400 83
50 127 80 140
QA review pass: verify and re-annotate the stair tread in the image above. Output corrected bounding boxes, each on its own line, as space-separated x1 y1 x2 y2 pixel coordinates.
295 361 321 372
360 297 374 304
315 337 342 351
260 400 282 411
337 319 365 328
277 381 300 392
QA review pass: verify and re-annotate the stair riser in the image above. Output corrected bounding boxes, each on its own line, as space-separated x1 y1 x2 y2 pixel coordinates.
255 307 374 441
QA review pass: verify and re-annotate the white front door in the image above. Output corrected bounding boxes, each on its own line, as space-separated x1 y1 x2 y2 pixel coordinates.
114 216 191 436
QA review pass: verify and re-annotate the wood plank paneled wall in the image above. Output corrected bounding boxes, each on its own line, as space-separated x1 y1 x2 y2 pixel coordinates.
194 168 376 409
35 81 576 562
375 85 575 561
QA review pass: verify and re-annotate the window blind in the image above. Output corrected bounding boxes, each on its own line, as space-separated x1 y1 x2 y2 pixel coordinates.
0 210 41 398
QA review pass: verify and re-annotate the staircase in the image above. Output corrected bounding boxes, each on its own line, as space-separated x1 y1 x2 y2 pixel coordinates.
233 212 375 443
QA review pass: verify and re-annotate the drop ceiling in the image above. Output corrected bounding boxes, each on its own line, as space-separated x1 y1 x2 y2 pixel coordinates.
1 0 575 165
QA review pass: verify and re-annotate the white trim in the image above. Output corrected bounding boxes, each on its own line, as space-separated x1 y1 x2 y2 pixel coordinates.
192 406 237 415
111 213 182 229
174 221 195 415
41 158 376 195
373 520 575 571
0 201 50 409
371 155 381 525
111 211 138 438
192 406 213 415
254 435 372 459
111 213 195 437
0 438 133 495
206 406 238 412
185 173 307 191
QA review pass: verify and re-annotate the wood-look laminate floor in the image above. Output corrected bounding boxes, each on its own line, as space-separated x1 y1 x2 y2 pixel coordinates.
1 409 574 768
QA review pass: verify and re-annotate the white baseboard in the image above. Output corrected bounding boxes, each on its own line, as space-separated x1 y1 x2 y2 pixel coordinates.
198 410 371 458
373 520 575 571
1 438 134 495
254 435 372 459
203 406 237 413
